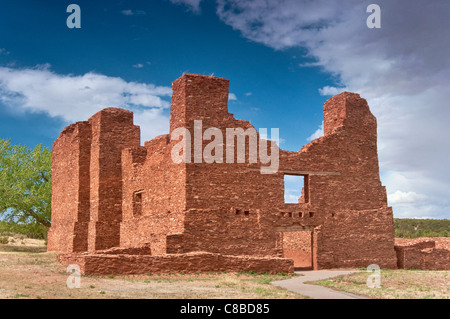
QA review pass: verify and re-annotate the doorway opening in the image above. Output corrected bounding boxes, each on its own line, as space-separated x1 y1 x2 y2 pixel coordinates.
281 229 313 270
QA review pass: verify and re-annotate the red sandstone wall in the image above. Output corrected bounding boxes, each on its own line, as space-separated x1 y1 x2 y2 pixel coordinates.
120 135 186 254
48 108 140 253
87 108 140 251
163 75 284 257
395 238 450 270
163 79 396 269
282 230 312 269
58 252 294 275
276 93 397 269
166 209 283 257
119 75 396 269
47 121 91 252
50 74 398 273
315 209 397 269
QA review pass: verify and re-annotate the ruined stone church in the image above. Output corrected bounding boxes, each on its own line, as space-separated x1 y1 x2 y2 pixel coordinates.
48 73 400 274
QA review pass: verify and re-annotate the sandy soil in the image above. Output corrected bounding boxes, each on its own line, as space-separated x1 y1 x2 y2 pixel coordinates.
0 237 304 299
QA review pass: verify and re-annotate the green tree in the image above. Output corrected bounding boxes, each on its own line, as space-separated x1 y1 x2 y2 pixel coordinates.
0 139 51 227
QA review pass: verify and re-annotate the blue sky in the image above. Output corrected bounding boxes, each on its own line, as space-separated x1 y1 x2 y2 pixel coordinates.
1 0 449 219
0 0 331 149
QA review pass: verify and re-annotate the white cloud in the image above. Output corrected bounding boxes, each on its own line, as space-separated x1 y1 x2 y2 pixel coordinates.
0 66 171 143
0 48 10 55
318 86 347 96
306 122 323 142
133 63 144 68
216 0 450 219
121 9 147 16
170 0 203 13
228 93 237 101
133 108 170 143
245 92 252 96
388 191 427 205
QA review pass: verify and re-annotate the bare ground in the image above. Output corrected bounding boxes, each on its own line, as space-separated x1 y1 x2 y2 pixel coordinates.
0 236 305 299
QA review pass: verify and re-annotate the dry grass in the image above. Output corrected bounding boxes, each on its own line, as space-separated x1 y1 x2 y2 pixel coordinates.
0 238 305 299
312 269 450 299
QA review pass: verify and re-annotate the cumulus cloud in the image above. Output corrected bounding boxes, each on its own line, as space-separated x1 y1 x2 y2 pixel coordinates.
215 0 450 218
170 0 203 13
0 66 172 142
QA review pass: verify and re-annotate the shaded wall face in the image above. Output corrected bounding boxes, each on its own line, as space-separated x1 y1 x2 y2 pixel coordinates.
120 136 187 253
87 109 140 251
48 108 140 253
47 122 91 252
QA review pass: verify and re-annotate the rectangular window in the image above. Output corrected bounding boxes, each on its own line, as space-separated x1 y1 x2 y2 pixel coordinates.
284 174 309 204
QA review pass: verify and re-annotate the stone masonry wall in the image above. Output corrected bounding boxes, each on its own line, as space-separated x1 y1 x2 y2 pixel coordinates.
50 73 400 273
395 238 450 270
58 251 294 275
48 108 140 253
47 121 91 252
87 108 140 251
120 135 186 254
281 230 312 269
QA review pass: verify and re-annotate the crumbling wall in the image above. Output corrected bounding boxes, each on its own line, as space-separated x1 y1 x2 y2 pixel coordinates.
395 238 450 270
48 108 140 253
57 251 294 275
277 93 397 269
47 121 91 252
120 135 186 254
50 73 399 273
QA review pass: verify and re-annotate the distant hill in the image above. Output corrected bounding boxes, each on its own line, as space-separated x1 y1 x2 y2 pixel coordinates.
394 218 449 238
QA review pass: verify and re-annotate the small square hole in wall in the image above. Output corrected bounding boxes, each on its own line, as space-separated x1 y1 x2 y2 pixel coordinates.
244 211 250 216
235 209 241 215
309 212 314 217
